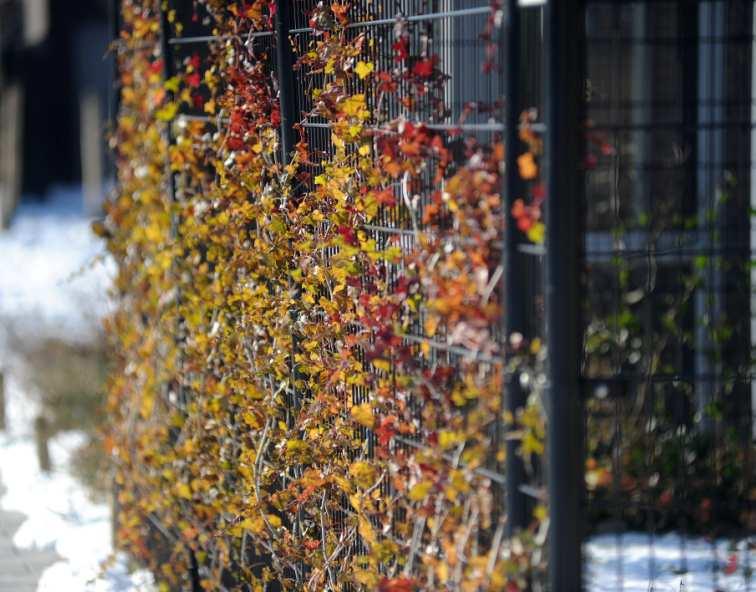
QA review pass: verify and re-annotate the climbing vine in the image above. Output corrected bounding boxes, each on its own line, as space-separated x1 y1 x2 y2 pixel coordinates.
104 2 547 590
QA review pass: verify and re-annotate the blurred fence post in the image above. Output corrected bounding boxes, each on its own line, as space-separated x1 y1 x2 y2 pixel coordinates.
80 91 104 215
0 83 23 229
0 370 6 431
34 415 51 473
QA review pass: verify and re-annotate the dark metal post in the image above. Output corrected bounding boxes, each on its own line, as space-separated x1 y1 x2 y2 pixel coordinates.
274 0 297 163
158 5 200 591
158 3 178 205
274 6 303 586
544 0 585 590
110 0 121 124
503 0 529 536
0 371 6 431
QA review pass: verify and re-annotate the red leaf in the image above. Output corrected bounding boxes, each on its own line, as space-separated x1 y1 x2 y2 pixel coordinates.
412 58 434 78
186 72 201 88
374 188 396 207
270 106 281 127
724 553 738 575
392 39 409 62
148 59 164 74
375 416 396 447
516 217 532 232
337 225 358 246
227 137 244 151
331 2 350 25
378 577 417 592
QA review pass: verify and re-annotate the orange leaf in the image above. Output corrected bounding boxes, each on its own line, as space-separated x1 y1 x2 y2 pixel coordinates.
517 152 538 180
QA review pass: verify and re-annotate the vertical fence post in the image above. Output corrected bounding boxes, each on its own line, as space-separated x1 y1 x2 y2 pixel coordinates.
274 4 303 587
504 0 529 537
0 370 6 431
157 5 200 591
109 0 121 180
158 3 178 206
274 0 297 164
34 415 51 473
544 0 585 590
274 0 301 417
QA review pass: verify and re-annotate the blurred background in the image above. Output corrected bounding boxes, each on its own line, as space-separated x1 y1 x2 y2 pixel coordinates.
0 1 151 590
1 0 114 221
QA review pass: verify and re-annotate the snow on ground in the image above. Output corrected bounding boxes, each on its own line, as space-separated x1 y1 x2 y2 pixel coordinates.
586 532 754 591
0 187 154 591
0 186 113 341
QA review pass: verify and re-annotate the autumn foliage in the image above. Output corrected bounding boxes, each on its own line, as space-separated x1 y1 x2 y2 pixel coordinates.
104 1 545 590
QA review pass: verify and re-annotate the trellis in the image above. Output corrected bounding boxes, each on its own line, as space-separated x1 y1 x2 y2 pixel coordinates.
108 1 753 591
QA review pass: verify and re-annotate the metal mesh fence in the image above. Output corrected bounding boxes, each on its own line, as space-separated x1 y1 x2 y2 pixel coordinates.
581 2 754 590
112 0 753 590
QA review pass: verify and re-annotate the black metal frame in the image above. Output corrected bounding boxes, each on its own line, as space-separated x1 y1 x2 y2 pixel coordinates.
504 0 530 537
544 1 585 589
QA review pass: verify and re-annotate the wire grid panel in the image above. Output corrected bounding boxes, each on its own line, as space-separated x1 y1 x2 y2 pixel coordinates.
581 2 754 591
287 0 539 584
122 0 550 589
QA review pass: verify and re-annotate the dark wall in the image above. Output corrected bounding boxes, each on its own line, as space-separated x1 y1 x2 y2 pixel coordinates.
20 0 111 196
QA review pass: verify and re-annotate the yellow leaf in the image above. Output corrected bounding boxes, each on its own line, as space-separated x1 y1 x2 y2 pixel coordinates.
358 516 376 545
526 221 545 244
355 60 374 80
331 132 345 150
341 94 368 119
156 102 179 122
371 358 391 372
522 431 545 456
267 514 282 528
285 439 310 461
408 481 432 502
176 483 192 499
424 314 440 337
164 76 181 93
242 411 261 428
350 403 374 428
333 475 352 494
349 493 362 512
438 430 464 450
349 461 377 489
358 143 371 156
354 568 379 587
240 516 265 534
436 562 449 583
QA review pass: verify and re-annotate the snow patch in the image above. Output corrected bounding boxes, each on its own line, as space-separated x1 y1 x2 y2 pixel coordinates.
586 532 754 591
0 188 153 591
0 186 115 341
